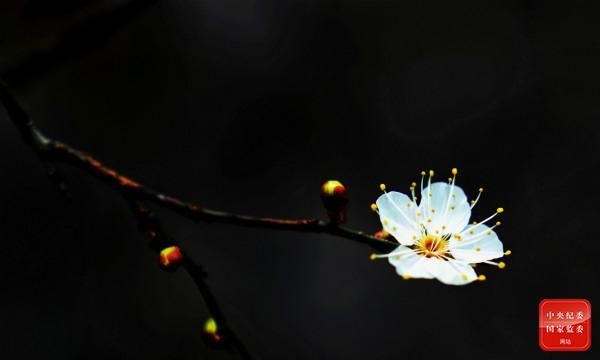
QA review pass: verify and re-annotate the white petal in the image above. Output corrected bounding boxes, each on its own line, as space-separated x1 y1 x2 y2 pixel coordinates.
420 182 471 235
428 258 478 285
376 192 421 245
448 224 504 263
387 246 435 279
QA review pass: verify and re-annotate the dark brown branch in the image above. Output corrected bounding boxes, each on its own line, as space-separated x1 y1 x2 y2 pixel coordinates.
129 201 253 359
0 79 396 250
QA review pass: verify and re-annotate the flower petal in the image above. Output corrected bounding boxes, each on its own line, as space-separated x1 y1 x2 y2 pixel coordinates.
387 246 435 279
448 224 504 263
376 192 421 245
419 182 471 235
428 258 478 285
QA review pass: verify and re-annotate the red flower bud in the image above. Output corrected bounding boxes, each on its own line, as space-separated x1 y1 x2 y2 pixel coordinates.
374 229 395 241
374 229 389 239
159 246 184 271
320 180 348 224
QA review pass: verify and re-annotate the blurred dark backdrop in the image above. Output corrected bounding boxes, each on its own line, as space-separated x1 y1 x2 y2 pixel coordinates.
0 0 597 359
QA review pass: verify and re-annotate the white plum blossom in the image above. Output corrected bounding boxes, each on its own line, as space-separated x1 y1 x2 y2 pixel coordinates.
370 169 509 285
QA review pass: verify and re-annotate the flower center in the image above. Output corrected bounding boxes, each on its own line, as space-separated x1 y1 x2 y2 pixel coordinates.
416 234 448 258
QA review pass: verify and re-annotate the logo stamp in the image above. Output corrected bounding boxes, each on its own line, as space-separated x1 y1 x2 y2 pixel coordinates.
539 299 591 351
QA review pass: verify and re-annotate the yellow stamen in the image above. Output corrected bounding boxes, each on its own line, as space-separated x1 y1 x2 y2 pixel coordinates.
379 183 386 191
498 261 506 269
451 168 458 175
497 207 504 213
504 250 512 256
478 275 486 281
370 203 378 212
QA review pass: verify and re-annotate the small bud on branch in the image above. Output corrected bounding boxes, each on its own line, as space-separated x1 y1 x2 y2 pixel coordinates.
320 180 348 224
159 245 184 271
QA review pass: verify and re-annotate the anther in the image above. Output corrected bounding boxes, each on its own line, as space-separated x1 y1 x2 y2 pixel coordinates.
452 168 458 175
498 261 506 269
370 203 378 212
379 183 386 191
504 250 512 256
478 275 486 281
497 207 504 213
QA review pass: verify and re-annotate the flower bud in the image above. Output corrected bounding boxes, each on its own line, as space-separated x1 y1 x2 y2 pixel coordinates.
374 229 391 240
320 180 348 224
159 245 184 271
202 317 227 349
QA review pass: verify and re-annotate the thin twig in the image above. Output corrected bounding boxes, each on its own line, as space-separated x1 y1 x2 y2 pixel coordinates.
0 80 396 250
129 200 254 359
1 79 396 358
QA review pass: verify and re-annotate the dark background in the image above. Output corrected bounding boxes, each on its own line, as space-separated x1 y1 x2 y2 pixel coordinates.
0 0 597 359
